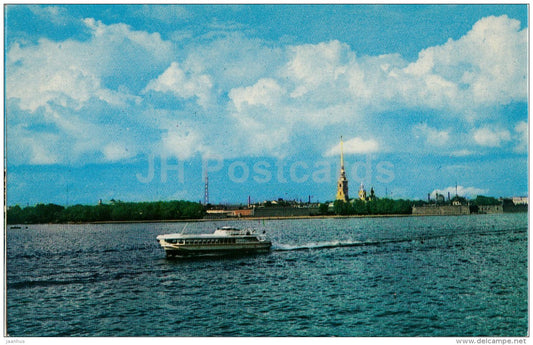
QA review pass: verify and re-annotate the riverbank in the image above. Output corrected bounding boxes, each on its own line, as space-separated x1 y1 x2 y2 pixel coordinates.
9 196 523 225
8 211 509 227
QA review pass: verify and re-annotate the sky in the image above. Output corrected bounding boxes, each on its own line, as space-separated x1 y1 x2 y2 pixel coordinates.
4 4 529 206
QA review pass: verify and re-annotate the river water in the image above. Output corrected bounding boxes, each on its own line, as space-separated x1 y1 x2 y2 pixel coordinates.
5 214 528 337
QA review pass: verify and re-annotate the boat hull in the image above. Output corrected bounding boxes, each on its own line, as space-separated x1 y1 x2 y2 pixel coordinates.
163 243 272 257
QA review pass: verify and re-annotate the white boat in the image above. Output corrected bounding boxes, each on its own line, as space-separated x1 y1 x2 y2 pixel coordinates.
156 226 272 257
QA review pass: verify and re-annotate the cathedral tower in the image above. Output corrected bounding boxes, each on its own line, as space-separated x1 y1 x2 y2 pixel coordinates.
358 182 367 201
336 137 349 202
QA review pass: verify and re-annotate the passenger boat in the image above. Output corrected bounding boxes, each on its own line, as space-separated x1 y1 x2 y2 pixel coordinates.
156 226 272 257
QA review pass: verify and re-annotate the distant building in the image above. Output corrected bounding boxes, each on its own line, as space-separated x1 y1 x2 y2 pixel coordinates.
205 208 254 218
336 137 349 202
358 182 367 201
477 205 503 214
412 205 470 216
513 196 528 205
369 187 376 201
231 209 253 217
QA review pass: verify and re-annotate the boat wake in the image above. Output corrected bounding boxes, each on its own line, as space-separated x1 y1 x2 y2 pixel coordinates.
272 238 424 252
271 227 527 252
273 240 368 251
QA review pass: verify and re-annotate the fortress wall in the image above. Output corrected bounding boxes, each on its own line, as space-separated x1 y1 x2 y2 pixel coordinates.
412 205 470 216
477 205 503 214
253 207 320 218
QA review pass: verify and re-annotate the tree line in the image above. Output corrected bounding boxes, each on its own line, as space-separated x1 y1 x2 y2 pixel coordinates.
6 200 206 224
6 195 506 224
469 195 500 206
322 198 413 216
319 195 502 216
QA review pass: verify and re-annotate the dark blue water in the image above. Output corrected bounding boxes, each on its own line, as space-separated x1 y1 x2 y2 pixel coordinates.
6 214 528 337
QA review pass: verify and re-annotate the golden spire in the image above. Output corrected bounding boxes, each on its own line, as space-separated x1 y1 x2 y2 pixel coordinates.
340 136 344 170
336 135 349 202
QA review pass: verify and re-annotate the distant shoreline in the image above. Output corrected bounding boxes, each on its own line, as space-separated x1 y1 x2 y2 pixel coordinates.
8 212 509 226
9 197 524 226
88 213 425 224
85 212 526 224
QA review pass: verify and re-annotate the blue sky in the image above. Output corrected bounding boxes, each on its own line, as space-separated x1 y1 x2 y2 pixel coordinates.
5 4 528 206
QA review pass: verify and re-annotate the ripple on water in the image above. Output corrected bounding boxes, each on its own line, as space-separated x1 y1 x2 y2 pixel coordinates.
5 214 529 337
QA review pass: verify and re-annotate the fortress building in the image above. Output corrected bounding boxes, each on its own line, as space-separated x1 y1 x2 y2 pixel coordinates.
358 182 367 201
336 137 349 202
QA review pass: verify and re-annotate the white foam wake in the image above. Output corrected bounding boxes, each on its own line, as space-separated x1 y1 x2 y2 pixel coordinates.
272 240 364 251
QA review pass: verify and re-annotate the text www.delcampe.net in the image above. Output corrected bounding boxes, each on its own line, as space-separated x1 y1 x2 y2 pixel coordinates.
456 339 527 345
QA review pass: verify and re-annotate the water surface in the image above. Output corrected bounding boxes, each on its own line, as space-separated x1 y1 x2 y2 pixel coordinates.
6 214 528 336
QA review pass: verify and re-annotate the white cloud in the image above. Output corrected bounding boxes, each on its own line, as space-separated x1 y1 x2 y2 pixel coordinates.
413 123 450 146
6 18 174 164
229 78 284 112
399 15 527 112
103 142 135 162
5 14 528 166
461 16 527 105
129 5 190 24
450 149 474 157
7 18 172 112
514 121 528 153
221 15 526 159
160 127 204 161
283 40 354 96
28 5 76 26
432 185 489 198
182 31 285 90
8 126 61 165
239 122 291 158
144 62 213 108
325 137 380 156
473 127 511 147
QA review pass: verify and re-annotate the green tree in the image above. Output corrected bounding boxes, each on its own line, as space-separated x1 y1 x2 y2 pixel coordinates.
31 203 65 223
392 199 412 214
6 205 23 224
352 199 368 215
376 198 394 214
333 200 353 215
318 203 330 215
93 204 112 221
471 195 500 206
110 203 132 221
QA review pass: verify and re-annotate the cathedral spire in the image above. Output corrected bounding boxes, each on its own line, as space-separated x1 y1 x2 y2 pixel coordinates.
340 136 345 170
336 136 349 202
